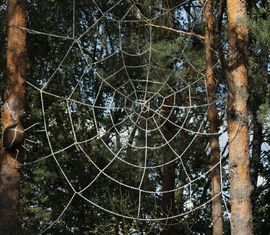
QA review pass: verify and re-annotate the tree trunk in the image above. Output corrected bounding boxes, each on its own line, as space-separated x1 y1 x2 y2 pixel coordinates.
161 95 176 235
250 112 262 189
0 0 27 234
226 0 253 234
250 42 268 190
199 0 223 234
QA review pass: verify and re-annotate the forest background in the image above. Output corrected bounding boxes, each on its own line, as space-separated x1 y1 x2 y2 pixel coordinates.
0 0 269 234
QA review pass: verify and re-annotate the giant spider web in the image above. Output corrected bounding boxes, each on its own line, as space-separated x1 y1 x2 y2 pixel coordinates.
18 0 229 233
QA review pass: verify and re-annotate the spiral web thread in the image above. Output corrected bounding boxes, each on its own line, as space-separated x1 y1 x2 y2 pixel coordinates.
16 0 231 233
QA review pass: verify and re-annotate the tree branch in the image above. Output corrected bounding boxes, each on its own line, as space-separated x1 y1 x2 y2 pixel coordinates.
141 23 205 40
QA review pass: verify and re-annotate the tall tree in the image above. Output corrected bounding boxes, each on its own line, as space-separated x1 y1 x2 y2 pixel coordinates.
160 95 177 235
248 0 269 192
199 0 223 234
247 1 269 233
0 0 27 234
227 0 253 234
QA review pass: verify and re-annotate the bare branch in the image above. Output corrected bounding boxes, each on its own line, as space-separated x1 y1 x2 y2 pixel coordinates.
140 23 205 40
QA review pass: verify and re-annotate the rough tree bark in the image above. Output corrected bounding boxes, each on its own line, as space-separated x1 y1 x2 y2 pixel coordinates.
199 0 223 234
226 0 253 234
0 0 27 234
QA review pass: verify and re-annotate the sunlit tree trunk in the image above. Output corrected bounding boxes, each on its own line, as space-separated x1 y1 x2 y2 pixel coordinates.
227 0 253 234
0 0 27 234
199 0 223 234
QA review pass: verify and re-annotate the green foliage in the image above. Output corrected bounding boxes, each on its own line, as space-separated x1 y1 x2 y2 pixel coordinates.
258 99 270 130
247 2 270 234
249 7 270 47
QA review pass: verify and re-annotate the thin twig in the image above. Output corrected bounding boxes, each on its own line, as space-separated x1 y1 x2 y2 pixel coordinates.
141 23 205 40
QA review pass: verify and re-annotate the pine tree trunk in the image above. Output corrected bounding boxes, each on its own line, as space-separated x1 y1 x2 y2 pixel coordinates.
161 95 176 235
199 0 223 234
226 0 253 234
0 0 27 234
250 43 268 190
250 113 262 189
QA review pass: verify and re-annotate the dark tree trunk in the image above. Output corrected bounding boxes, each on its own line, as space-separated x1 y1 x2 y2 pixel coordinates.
0 0 27 234
250 43 268 191
161 95 176 235
250 112 263 189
